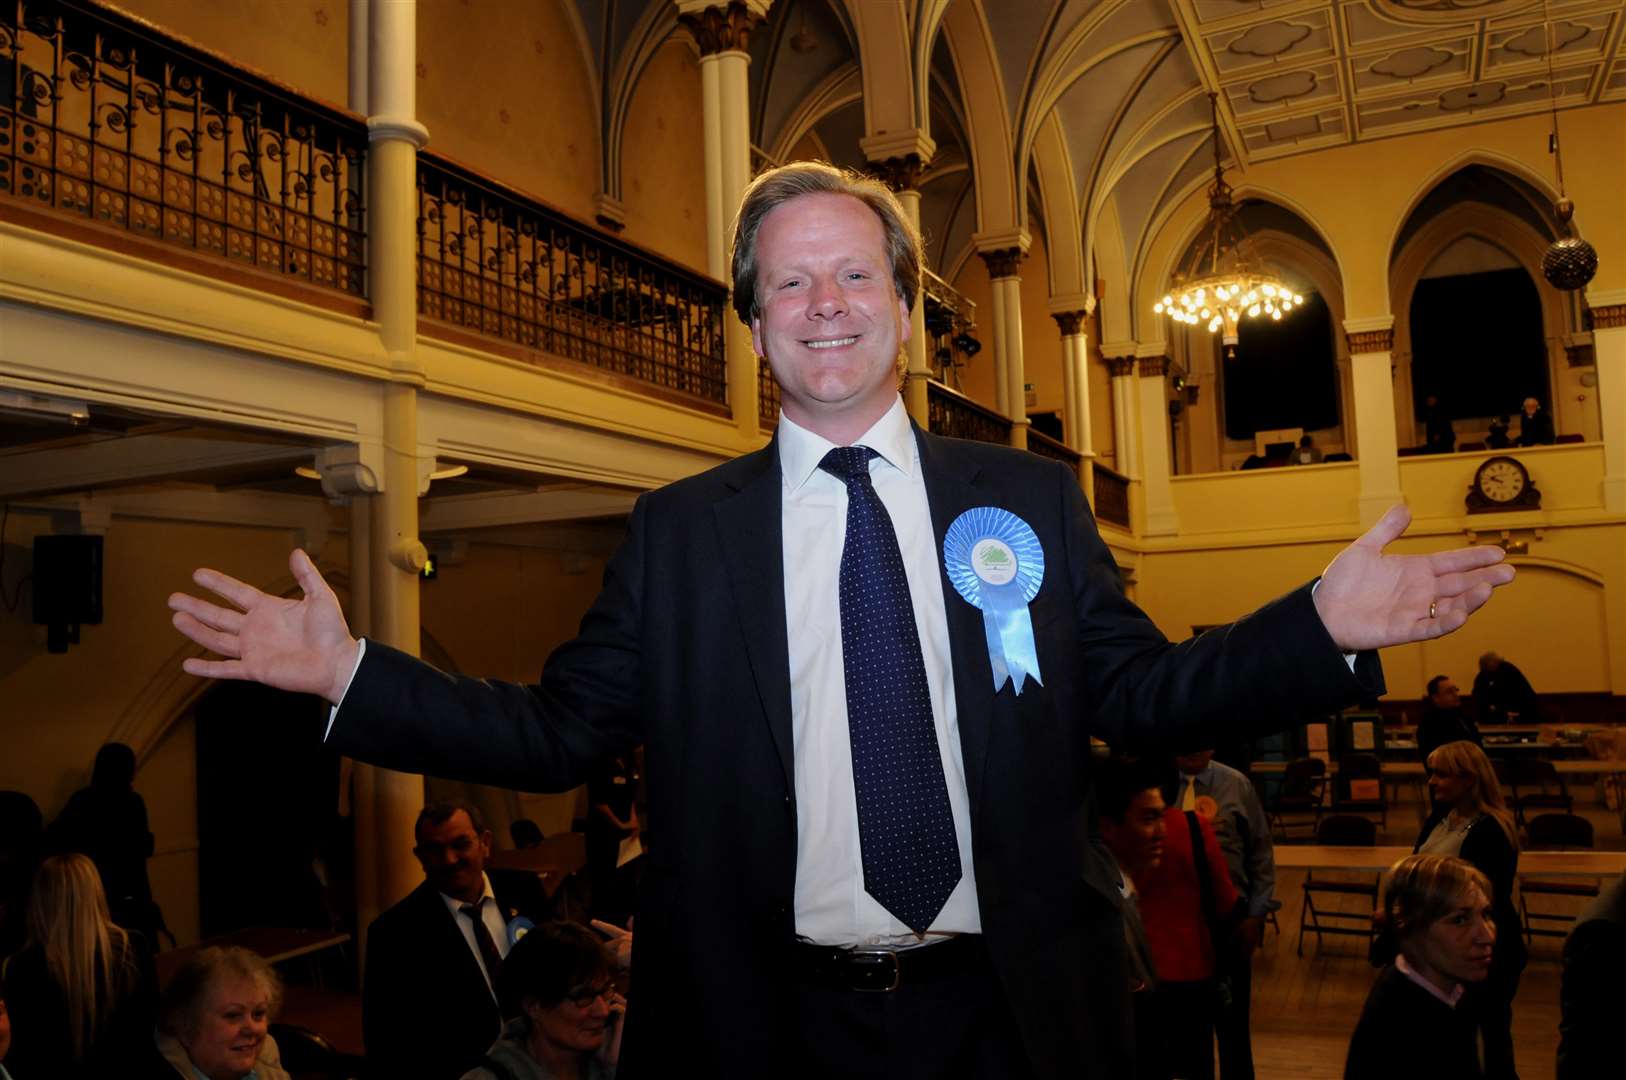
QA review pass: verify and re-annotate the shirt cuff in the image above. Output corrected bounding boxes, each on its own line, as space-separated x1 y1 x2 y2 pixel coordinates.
1309 579 1359 673
323 638 367 741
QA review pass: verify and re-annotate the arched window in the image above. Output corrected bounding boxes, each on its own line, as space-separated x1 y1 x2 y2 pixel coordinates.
1222 290 1340 440
1409 247 1546 423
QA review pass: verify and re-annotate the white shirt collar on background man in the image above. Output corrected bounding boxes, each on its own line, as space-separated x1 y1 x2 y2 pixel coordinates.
777 394 982 949
438 871 510 998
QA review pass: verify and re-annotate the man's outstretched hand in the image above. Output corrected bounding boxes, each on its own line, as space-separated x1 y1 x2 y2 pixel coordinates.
1314 504 1515 653
168 549 359 704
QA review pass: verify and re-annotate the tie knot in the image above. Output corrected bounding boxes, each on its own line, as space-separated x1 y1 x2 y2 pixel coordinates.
460 898 486 918
819 445 877 486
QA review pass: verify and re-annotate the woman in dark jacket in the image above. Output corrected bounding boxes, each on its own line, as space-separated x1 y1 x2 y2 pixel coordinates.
1346 855 1497 1079
1414 740 1526 1079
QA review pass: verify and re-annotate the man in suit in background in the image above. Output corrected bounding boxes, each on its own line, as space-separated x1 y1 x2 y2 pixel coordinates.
364 801 520 1079
1417 674 1482 762
1557 872 1626 1079
170 162 1514 1079
1515 396 1555 446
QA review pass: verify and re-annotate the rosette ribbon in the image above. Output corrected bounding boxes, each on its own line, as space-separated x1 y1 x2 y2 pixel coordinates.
943 507 1045 694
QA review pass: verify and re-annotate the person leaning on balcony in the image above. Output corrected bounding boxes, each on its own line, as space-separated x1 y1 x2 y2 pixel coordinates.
1515 396 1555 446
168 160 1516 1079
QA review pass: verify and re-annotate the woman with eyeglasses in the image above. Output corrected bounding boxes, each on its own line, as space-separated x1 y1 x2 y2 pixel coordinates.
1346 855 1497 1079
460 921 625 1080
1414 740 1525 1079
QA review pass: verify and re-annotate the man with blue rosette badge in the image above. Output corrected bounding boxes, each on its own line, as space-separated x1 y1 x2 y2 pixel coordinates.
169 161 1515 1079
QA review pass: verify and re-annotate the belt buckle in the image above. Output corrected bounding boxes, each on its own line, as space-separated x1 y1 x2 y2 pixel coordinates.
849 949 901 992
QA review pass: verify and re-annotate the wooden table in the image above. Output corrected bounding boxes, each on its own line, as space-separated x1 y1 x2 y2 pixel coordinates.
1275 845 1626 879
156 927 351 986
1250 759 1626 777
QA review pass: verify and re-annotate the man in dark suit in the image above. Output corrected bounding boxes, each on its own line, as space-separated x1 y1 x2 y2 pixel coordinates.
169 163 1513 1078
1557 873 1626 1079
1417 674 1482 762
364 801 522 1079
1515 396 1555 446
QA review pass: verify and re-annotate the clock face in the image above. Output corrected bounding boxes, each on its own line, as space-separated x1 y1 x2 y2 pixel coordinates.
1477 458 1526 503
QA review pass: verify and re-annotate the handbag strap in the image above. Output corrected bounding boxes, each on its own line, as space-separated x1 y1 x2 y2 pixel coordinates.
1186 810 1224 952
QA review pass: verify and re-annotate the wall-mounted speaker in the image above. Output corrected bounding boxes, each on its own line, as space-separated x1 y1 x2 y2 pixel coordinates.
32 534 103 653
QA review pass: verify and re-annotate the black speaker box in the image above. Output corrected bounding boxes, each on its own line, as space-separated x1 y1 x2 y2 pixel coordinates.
32 534 103 651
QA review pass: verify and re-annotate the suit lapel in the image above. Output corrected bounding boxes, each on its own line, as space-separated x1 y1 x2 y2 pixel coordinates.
713 444 794 795
914 427 995 818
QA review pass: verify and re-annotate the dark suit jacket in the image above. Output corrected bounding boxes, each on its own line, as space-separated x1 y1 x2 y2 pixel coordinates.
1345 964 1481 1079
332 428 1381 1078
362 879 522 1080
1557 873 1626 1079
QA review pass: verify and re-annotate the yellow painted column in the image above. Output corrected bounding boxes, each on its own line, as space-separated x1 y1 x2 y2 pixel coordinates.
362 0 430 925
1135 353 1179 536
1052 309 1094 496
978 247 1028 450
678 1 769 437
1344 317 1405 527
1103 352 1139 479
1588 296 1626 515
863 136 935 428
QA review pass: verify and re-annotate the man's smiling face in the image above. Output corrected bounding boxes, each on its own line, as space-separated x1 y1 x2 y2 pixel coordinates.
750 192 911 440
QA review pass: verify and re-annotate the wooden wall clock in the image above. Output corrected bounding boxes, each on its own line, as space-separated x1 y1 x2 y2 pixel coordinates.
1466 455 1540 513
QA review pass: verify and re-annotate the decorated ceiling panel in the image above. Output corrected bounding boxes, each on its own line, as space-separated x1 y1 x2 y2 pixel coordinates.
1181 0 1625 163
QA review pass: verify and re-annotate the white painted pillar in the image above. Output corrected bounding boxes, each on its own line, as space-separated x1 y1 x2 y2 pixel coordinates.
1136 352 1179 536
978 245 1028 449
1344 316 1405 527
1104 352 1139 478
861 141 934 428
1586 294 1626 514
677 1 769 436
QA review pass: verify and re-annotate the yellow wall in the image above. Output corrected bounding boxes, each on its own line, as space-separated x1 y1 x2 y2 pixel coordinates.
114 0 351 107
619 39 709 274
417 0 601 225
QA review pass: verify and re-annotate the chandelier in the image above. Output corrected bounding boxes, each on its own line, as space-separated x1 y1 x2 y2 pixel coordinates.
1154 94 1304 358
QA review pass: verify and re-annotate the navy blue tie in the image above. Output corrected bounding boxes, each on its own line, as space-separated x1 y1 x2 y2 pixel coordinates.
820 445 961 934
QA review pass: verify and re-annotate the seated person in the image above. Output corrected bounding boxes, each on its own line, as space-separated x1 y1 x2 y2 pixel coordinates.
1417 675 1480 762
144 946 290 1080
1345 854 1495 1079
461 921 625 1080
1515 396 1555 446
1291 435 1323 465
1486 416 1511 450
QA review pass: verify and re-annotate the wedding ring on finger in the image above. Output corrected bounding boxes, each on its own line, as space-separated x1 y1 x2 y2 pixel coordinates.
1428 600 1438 619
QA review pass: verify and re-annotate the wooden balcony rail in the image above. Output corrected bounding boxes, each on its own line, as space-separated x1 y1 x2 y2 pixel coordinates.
1092 463 1130 529
416 151 728 409
926 379 1011 446
1027 429 1081 470
0 0 367 299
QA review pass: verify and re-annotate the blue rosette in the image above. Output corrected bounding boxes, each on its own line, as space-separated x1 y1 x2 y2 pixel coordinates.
943 507 1045 694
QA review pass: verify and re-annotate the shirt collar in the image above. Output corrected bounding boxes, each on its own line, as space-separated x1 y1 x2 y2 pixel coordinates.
777 395 914 493
1395 954 1465 1008
439 872 496 914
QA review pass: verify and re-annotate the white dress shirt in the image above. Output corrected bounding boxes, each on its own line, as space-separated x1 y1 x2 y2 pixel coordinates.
438 871 511 999
778 396 981 947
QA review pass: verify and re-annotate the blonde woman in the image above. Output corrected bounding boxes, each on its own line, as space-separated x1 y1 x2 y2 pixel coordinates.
1416 740 1525 1080
1346 855 1496 1079
0 854 155 1076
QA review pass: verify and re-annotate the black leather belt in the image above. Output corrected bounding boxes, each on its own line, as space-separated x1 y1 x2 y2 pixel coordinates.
791 934 987 992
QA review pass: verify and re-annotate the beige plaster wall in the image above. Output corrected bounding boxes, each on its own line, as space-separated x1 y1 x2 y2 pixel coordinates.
618 39 709 275
112 0 351 107
417 0 601 225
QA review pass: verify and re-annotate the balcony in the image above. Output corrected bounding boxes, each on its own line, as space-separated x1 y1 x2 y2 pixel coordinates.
1 0 368 308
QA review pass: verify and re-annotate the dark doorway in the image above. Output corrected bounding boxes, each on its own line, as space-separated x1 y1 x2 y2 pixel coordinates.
1222 291 1340 440
1410 268 1547 421
194 681 345 938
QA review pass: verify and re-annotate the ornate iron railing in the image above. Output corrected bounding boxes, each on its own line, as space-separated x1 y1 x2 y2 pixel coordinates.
1093 463 1130 529
417 151 728 407
0 0 366 297
1028 429 1081 469
757 354 779 427
926 379 1011 446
